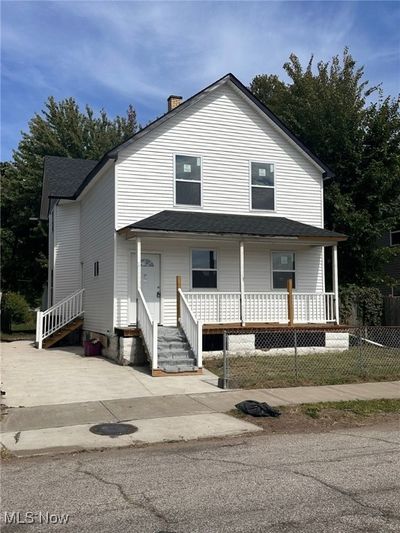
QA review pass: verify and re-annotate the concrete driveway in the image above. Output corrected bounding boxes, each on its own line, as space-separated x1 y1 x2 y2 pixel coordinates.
1 341 220 408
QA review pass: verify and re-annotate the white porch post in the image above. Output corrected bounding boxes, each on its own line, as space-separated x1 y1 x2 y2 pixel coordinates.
239 241 245 325
136 236 142 325
332 244 339 324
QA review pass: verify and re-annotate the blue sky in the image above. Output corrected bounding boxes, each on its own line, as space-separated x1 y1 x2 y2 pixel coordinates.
2 1 399 161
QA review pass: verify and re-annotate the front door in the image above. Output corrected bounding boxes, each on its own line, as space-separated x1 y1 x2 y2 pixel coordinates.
141 254 161 324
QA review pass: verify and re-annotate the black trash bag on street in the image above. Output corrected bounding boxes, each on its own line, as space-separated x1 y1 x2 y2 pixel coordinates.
235 400 281 418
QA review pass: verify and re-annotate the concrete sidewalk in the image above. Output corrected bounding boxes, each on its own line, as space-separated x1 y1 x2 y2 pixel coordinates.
1 380 399 456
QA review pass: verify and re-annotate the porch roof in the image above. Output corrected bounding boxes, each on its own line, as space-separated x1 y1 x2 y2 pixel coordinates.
120 210 347 241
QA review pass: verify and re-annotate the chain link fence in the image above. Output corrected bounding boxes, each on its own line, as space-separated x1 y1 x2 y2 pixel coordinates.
204 326 400 389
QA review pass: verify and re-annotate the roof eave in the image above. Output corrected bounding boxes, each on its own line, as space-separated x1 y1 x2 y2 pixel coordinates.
118 226 347 243
73 154 117 199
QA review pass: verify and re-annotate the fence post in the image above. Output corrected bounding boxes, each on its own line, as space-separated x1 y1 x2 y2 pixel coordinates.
287 278 294 326
294 330 298 382
197 320 203 369
356 326 364 377
222 330 228 389
176 275 182 327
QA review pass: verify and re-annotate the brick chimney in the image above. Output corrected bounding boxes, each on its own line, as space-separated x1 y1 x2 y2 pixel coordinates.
168 95 182 112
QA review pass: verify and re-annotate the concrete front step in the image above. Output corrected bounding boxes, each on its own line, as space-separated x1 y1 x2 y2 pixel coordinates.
158 359 196 368
157 326 197 373
158 348 193 358
158 352 195 361
158 327 186 343
158 341 190 351
159 364 199 373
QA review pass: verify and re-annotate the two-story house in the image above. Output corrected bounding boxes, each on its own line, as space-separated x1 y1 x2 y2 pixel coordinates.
37 73 346 374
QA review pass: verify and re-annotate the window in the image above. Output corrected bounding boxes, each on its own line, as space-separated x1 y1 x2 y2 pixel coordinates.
392 286 400 297
272 252 295 289
390 230 400 246
191 250 217 288
93 261 100 277
175 155 201 206
251 162 275 210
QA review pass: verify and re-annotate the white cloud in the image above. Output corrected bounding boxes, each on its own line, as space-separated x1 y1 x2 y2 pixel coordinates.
1 0 398 159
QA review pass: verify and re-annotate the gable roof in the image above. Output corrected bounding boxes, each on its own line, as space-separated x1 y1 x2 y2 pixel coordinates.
120 210 346 241
40 156 98 219
41 73 334 211
106 73 333 174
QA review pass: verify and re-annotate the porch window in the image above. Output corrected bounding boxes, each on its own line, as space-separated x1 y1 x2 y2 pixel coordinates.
272 252 295 289
191 250 217 288
175 155 201 206
251 162 274 210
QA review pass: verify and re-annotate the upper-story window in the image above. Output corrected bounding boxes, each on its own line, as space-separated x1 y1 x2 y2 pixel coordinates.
251 162 275 211
390 230 400 246
175 155 201 206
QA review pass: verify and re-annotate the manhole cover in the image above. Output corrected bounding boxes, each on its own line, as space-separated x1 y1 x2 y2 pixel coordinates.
89 423 138 437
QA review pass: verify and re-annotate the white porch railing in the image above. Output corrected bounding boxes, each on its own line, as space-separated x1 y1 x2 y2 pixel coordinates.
137 288 158 370
36 289 84 349
244 292 288 323
184 292 241 323
178 289 203 368
294 292 336 323
183 291 337 324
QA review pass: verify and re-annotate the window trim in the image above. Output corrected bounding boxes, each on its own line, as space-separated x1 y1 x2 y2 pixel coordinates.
271 251 295 291
249 160 276 212
390 230 400 247
174 153 203 208
190 248 218 290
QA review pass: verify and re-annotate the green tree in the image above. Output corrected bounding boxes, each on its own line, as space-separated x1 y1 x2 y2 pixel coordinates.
250 49 400 286
1 292 31 334
1 99 137 304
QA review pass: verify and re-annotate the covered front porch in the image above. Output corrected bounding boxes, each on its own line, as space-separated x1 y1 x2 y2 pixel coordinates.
117 210 346 374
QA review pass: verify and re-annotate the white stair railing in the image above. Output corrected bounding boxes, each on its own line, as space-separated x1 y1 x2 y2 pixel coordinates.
36 289 84 349
178 289 203 368
137 288 158 370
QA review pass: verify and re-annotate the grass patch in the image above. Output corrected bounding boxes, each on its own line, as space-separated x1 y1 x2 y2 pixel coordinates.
205 347 400 389
229 399 400 433
0 446 14 460
301 398 400 417
1 312 36 342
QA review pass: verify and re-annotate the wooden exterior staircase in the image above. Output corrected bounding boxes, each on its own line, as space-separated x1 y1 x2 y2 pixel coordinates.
36 289 84 349
42 317 84 349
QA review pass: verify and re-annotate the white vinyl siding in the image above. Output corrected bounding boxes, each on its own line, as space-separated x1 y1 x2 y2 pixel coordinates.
116 83 323 229
80 168 115 335
53 203 81 303
115 236 324 327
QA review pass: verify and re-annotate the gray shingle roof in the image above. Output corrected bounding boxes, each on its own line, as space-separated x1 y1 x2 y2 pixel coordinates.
40 156 98 219
124 210 346 240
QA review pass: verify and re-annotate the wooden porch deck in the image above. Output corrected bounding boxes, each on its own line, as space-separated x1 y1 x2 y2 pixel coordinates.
115 322 348 337
202 323 348 334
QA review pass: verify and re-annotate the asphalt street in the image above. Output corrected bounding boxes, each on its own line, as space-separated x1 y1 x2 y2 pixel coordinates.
1 422 400 532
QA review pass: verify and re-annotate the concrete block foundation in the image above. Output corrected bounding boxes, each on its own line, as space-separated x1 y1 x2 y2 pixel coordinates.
204 331 350 359
83 330 146 366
